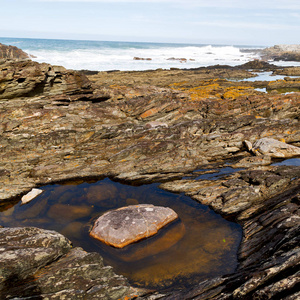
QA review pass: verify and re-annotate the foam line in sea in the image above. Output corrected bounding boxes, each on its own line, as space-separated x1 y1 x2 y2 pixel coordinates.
0 37 263 71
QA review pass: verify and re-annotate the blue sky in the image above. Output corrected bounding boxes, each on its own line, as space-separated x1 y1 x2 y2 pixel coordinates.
1 0 300 45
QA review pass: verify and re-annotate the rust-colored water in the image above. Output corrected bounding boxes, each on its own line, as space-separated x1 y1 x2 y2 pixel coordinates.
0 178 242 291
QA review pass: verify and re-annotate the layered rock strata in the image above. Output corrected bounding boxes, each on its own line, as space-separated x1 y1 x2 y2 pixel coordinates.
251 137 300 158
0 46 299 299
0 60 93 100
0 227 146 299
0 43 31 61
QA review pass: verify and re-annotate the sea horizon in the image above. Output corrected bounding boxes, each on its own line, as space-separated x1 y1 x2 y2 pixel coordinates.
0 36 268 48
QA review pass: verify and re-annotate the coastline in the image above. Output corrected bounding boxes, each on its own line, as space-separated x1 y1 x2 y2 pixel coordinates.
0 37 265 71
0 43 299 299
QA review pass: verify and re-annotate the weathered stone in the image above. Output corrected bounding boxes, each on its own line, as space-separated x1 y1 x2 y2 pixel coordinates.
0 227 71 285
273 66 300 76
252 138 300 158
21 188 44 204
232 155 272 168
0 60 92 100
0 47 299 299
244 140 253 151
0 227 146 299
261 44 300 61
90 204 178 248
267 77 300 91
133 57 152 61
0 43 31 60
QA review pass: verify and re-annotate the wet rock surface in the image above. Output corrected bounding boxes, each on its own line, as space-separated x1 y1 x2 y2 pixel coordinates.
90 204 178 248
0 44 299 299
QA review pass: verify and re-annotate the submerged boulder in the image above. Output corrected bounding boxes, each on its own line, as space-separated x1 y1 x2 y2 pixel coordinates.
252 138 300 158
90 204 178 248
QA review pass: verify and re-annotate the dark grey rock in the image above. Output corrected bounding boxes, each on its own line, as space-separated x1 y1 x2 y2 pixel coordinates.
0 227 147 299
0 227 71 286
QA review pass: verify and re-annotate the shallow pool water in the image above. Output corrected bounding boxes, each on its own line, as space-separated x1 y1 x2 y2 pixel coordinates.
0 178 242 291
272 157 300 167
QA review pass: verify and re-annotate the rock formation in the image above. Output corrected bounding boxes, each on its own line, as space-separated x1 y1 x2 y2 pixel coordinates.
251 137 300 158
0 43 31 61
0 227 145 299
261 44 300 61
273 66 300 76
0 60 93 100
267 77 300 91
133 57 152 61
0 43 299 299
90 204 178 248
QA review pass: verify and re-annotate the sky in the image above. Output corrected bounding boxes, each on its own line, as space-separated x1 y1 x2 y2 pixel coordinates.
0 0 300 46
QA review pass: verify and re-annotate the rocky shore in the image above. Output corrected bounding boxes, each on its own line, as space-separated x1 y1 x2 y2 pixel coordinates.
0 43 299 299
261 44 300 62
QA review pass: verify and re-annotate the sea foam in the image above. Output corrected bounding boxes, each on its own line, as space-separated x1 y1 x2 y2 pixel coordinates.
0 37 262 71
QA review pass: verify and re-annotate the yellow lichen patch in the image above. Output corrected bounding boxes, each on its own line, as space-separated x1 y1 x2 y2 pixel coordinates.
269 79 286 84
169 80 223 101
284 130 296 135
109 84 128 89
168 81 188 88
222 86 253 100
188 83 221 101
168 79 254 102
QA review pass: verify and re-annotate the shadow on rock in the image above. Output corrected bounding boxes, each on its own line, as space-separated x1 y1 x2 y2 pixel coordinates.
0 274 42 299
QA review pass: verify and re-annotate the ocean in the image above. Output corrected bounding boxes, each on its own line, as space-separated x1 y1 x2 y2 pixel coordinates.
0 37 265 71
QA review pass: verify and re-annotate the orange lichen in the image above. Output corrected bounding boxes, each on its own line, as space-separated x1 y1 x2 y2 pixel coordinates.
140 107 159 119
169 79 254 101
222 86 253 99
169 81 188 87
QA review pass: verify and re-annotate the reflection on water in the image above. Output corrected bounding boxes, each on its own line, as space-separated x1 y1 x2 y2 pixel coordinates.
0 178 242 291
272 157 300 167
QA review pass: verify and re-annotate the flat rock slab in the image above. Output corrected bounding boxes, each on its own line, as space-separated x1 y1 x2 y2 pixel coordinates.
21 188 44 204
252 138 300 158
90 204 178 248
